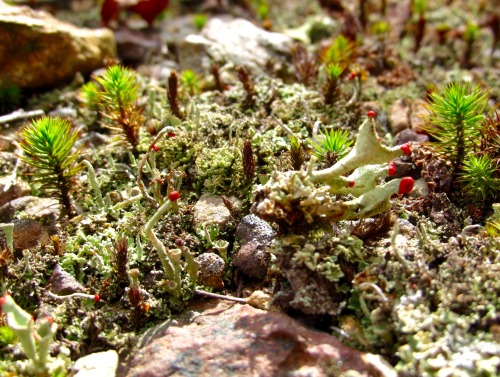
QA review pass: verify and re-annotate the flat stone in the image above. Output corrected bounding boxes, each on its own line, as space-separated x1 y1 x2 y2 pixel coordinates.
126 299 396 377
0 2 116 89
178 17 293 74
0 195 60 225
72 350 119 377
193 193 232 228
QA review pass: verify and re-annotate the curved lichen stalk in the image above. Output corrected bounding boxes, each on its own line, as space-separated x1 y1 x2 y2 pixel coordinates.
253 117 414 226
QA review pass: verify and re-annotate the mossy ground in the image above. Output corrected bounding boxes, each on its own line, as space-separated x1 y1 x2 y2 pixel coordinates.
0 0 499 376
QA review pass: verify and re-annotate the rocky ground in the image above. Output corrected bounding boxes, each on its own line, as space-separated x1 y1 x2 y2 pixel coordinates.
0 0 499 376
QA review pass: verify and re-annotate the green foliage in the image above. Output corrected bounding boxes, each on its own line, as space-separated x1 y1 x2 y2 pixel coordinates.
423 82 489 174
193 13 207 31
179 70 202 97
325 63 344 80
250 0 269 20
79 81 100 109
312 128 353 164
18 117 81 216
93 65 144 153
322 35 354 68
464 22 479 43
459 155 499 202
413 0 426 14
0 325 16 347
95 65 138 111
289 135 306 170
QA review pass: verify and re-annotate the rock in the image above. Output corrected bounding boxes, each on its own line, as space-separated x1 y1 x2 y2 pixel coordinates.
393 128 429 145
0 196 60 225
48 107 78 119
0 152 19 174
232 241 270 280
388 98 412 135
12 218 48 251
126 300 396 377
235 214 275 245
72 350 119 377
195 252 225 290
0 176 30 207
193 193 232 228
409 99 430 131
233 215 275 280
178 17 293 74
49 264 86 295
114 27 163 64
0 3 116 89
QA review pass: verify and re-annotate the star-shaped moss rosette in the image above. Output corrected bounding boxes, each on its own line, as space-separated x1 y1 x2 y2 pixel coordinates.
253 115 414 227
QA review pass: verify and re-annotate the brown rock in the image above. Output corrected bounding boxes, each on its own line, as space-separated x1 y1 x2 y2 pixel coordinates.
126 300 396 377
12 218 48 251
0 3 116 89
0 176 30 207
233 241 270 280
388 98 412 135
195 252 225 290
410 99 430 131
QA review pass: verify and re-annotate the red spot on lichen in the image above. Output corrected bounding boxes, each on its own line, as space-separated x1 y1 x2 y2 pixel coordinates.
169 191 180 201
367 110 377 118
0 293 8 307
398 177 414 195
152 145 159 152
349 180 355 188
388 161 396 176
94 294 101 302
400 143 411 156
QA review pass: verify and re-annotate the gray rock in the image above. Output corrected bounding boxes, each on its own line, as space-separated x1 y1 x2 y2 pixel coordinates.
125 300 396 377
233 215 275 280
49 264 86 295
48 107 78 119
235 214 275 245
0 196 60 225
195 253 225 290
393 129 429 145
0 152 19 174
178 17 293 74
0 3 116 89
72 350 119 377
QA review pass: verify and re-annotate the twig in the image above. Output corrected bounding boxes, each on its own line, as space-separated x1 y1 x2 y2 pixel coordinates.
0 109 44 125
194 289 247 304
